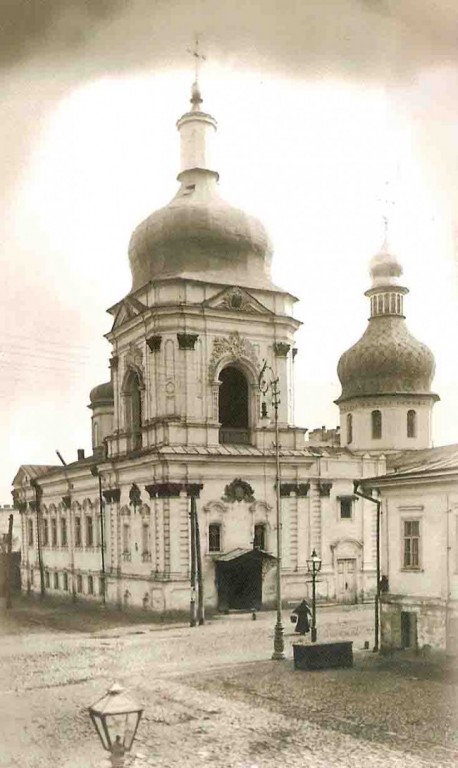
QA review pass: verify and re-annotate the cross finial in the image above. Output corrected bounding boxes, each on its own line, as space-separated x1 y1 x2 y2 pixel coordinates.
187 37 206 83
378 178 396 251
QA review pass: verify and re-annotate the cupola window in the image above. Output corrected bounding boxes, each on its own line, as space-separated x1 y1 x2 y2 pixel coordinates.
371 410 382 439
346 413 353 444
218 365 250 445
407 409 417 438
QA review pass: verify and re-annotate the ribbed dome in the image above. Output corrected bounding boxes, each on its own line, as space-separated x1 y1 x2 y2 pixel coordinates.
336 316 436 402
89 381 114 407
128 170 273 292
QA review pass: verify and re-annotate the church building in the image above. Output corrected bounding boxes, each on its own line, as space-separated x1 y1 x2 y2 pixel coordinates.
12 82 437 614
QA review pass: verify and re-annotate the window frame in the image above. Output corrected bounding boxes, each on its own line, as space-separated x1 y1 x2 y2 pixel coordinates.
253 523 267 550
346 413 353 444
339 498 353 520
407 409 417 439
86 515 94 547
208 522 222 553
371 409 382 440
74 516 82 547
402 518 421 570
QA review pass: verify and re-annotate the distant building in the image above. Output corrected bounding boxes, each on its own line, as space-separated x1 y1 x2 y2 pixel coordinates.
361 446 458 654
11 82 439 614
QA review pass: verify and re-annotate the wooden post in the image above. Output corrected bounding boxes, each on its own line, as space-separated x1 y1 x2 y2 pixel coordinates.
189 496 197 627
194 499 205 625
5 514 13 609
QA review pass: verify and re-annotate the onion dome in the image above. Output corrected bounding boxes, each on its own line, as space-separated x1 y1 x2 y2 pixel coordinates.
336 242 437 403
89 381 114 408
128 83 273 292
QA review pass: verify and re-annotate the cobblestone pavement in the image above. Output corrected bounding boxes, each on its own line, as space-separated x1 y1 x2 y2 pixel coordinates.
0 605 456 768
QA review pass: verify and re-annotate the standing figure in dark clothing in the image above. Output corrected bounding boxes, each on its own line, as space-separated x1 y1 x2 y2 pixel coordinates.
291 599 313 635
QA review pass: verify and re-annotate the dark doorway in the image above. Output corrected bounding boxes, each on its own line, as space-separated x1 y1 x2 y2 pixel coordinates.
216 549 275 611
218 366 250 444
401 611 417 649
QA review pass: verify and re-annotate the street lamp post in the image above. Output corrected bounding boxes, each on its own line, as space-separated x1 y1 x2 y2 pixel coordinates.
258 360 285 661
88 683 143 767
306 548 322 643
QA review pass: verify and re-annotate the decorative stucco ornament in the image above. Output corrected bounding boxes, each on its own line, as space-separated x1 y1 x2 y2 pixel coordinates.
208 332 259 382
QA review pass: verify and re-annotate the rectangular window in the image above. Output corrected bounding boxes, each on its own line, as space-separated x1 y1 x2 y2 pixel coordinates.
42 519 49 546
45 571 50 588
142 523 150 554
51 518 57 547
30 568 34 585
76 574 83 593
75 516 82 547
61 517 67 547
88 575 94 595
63 572 69 591
340 499 353 519
53 572 59 589
28 519 34 547
123 524 130 553
209 523 221 553
86 516 94 547
254 523 266 550
403 520 420 569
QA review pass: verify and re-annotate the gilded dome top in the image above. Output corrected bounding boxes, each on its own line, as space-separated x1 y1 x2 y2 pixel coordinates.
336 316 436 402
128 170 273 292
89 381 114 407
128 85 274 293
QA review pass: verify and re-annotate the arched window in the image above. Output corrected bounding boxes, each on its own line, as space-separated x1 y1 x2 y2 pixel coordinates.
218 365 249 444
125 371 143 450
209 523 221 553
346 413 353 444
93 421 99 448
407 409 417 438
371 410 382 439
254 523 266 550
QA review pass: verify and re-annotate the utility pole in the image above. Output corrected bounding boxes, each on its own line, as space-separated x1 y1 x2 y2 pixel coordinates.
31 480 45 598
91 466 106 605
354 481 381 652
189 496 197 627
5 513 13 609
194 499 204 625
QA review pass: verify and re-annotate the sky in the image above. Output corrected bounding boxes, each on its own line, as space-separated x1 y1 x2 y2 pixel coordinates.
1 0 458 501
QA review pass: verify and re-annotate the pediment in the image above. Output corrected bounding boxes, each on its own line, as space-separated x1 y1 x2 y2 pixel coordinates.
203 286 272 315
112 296 148 330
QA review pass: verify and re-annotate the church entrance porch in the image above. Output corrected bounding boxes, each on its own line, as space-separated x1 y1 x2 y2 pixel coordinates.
215 548 276 611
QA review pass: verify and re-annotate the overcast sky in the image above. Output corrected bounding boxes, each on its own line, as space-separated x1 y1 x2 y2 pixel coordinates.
1 0 458 501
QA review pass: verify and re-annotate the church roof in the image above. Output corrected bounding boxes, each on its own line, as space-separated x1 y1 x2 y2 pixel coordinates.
361 443 458 487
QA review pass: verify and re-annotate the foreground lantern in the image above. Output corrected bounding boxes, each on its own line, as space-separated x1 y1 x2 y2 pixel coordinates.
306 548 322 643
88 683 143 767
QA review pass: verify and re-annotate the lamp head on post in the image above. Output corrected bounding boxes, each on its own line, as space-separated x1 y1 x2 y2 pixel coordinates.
306 549 322 575
88 683 143 766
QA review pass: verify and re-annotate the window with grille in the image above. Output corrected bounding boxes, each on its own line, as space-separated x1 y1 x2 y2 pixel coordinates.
254 523 266 550
86 516 94 547
209 523 221 552
371 410 382 439
403 520 420 569
75 516 82 547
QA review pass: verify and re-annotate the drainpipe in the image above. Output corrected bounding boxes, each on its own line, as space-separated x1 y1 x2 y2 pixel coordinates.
354 481 381 652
